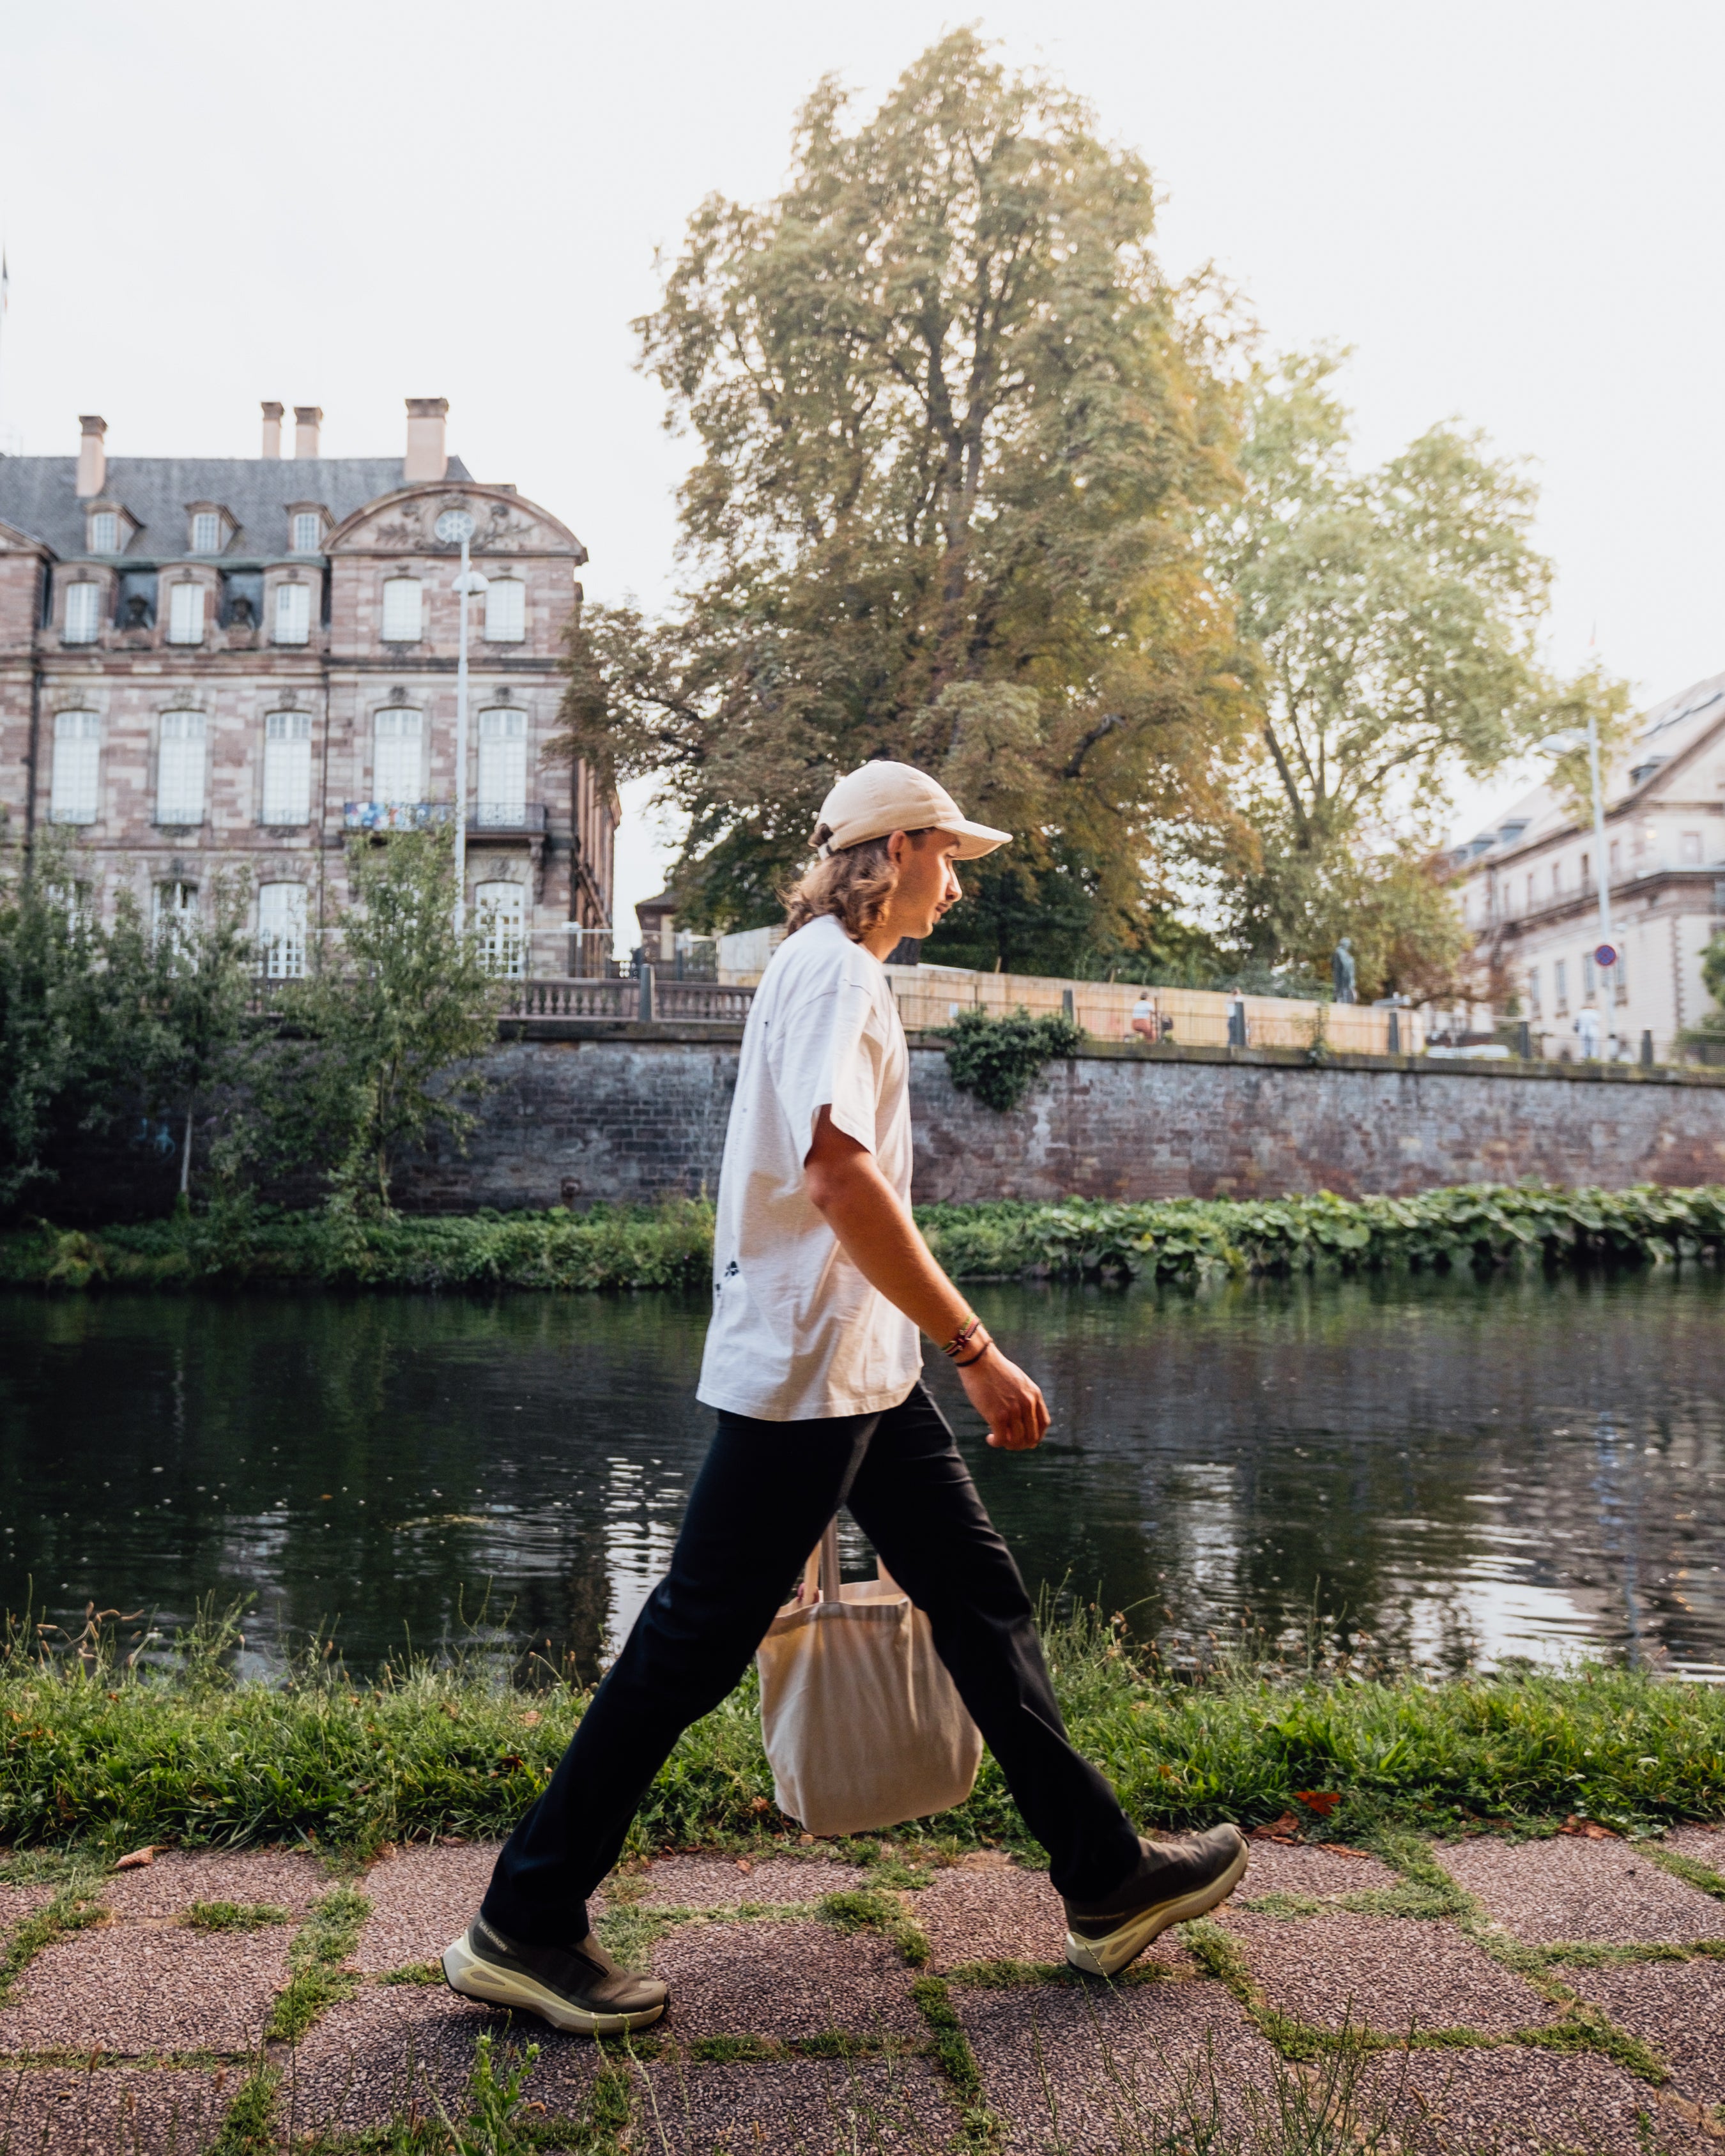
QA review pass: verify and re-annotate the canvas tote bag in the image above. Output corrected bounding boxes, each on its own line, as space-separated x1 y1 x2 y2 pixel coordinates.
756 1522 983 1837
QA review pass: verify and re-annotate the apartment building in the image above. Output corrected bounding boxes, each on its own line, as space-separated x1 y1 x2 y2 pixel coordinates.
1445 671 1725 1057
0 400 617 977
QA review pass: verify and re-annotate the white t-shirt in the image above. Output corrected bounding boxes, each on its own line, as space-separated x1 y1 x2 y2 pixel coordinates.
697 912 920 1421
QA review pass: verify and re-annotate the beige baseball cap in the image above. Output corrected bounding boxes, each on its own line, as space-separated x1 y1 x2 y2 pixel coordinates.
810 761 1011 860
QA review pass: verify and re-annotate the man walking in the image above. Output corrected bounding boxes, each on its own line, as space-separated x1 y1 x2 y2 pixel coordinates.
444 762 1246 2035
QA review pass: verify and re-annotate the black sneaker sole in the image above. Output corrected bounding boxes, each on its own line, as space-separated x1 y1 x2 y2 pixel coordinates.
1064 1837 1250 1977
441 1930 666 2037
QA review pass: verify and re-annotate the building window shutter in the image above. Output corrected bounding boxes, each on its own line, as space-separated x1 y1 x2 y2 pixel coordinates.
372 708 424 807
64 584 101 643
50 711 102 825
257 882 309 979
381 577 422 641
262 710 312 825
273 583 312 645
475 881 526 977
291 513 322 553
190 512 221 553
157 710 207 824
476 707 527 826
167 583 205 645
485 579 525 641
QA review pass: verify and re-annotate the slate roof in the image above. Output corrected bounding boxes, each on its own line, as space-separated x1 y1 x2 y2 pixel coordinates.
0 454 473 564
1455 668 1725 865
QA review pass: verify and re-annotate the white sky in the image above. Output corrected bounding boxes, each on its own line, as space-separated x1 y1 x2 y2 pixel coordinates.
4 1 1720 944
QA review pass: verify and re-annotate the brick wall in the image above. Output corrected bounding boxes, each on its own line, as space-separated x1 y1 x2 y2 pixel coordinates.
388 1029 1725 1212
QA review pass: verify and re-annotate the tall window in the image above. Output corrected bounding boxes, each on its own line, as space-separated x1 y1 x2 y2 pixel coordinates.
290 512 322 553
153 881 199 949
1682 830 1703 864
1527 967 1542 1021
372 708 423 806
1554 958 1569 1016
262 710 312 825
87 511 119 553
257 883 308 979
1609 839 1621 878
63 583 101 643
50 711 102 824
167 581 205 644
1613 949 1629 1004
273 582 311 645
157 710 207 824
190 512 222 553
1526 873 1535 911
475 882 525 977
1551 860 1563 896
1582 951 1596 1001
381 577 422 641
485 578 525 641
477 707 526 825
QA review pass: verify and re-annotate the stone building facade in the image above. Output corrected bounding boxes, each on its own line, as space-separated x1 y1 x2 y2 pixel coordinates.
0 399 617 975
1442 669 1725 1059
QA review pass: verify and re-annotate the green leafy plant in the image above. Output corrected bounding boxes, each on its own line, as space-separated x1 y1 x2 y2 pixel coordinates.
939 1007 1087 1112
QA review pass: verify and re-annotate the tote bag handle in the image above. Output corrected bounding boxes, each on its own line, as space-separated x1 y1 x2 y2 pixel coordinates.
800 1520 843 1605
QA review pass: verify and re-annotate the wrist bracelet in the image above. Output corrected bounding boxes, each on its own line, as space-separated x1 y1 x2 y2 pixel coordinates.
940 1313 983 1359
953 1331 993 1368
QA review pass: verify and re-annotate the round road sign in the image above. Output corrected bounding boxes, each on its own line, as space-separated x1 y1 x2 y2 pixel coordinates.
1595 943 1618 968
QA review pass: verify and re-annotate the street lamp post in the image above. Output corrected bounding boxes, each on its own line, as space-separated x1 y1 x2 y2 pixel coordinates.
434 507 486 935
1586 711 1620 1047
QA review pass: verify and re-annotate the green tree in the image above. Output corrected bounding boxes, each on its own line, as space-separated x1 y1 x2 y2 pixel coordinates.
114 871 257 1202
277 829 503 1216
1214 355 1625 995
554 31 1247 972
0 837 109 1209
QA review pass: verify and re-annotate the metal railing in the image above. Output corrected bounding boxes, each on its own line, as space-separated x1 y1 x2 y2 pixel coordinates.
342 801 549 834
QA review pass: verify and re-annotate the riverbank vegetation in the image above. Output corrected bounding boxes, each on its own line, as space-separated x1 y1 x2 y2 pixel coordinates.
1 1605 1721 1859
3 1182 1722 1294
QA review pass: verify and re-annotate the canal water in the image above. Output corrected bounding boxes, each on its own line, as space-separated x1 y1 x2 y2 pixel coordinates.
3 1268 1722 1681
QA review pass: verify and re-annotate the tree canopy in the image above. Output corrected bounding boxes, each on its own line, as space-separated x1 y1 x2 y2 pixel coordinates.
555 31 1247 971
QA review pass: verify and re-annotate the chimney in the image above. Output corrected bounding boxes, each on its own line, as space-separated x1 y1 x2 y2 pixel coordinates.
294 405 323 458
261 401 284 457
76 415 107 498
404 397 448 483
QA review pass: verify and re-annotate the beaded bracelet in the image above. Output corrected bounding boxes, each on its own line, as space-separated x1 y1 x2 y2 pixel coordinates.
940 1313 983 1359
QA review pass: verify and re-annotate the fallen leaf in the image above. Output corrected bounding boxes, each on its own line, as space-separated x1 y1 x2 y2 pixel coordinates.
1317 1843 1376 1861
749 1796 770 1814
1295 1791 1343 1817
1560 1816 1618 1840
1250 1812 1301 1842
798 1831 815 1845
735 1858 752 1874
498 1754 524 1771
115 1846 157 1870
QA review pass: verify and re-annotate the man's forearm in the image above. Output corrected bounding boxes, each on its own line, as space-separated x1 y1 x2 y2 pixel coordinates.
808 1151 972 1343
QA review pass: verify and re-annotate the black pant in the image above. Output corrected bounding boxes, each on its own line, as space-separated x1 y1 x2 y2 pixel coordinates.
482 1380 1140 1945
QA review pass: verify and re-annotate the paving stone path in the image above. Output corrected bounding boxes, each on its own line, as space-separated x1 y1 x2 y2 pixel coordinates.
1 1825 1722 2153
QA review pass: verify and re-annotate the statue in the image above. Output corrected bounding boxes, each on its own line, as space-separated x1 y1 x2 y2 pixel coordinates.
1331 937 1357 1005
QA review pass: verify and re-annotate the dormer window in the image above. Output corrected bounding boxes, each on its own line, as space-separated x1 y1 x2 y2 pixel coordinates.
185 504 234 555
88 512 119 554
290 511 324 554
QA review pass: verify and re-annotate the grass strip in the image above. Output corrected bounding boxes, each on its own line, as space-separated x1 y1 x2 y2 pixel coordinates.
910 1973 1000 2151
4 1635 1724 1854
818 1885 932 1968
267 1884 371 2042
208 2060 280 2156
7 1181 1725 1293
187 1898 290 1932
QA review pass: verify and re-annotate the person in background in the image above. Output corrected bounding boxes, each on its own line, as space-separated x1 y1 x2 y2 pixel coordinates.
1131 991 1157 1041
441 761 1248 2037
1574 1002 1602 1060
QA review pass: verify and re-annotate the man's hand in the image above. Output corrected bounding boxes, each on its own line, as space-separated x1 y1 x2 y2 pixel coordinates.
960 1348 1050 1451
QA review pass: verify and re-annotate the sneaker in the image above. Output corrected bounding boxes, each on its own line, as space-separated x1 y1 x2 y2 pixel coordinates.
1062 1824 1248 1977
442 1914 668 2036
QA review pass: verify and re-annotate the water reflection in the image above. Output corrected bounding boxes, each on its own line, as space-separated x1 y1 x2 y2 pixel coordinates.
2 1267 1721 1679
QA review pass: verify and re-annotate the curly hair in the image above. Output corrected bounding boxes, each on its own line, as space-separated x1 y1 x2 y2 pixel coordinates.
781 826 933 940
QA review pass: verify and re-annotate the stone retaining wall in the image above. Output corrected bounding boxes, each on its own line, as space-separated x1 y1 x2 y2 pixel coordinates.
387 1025 1725 1211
